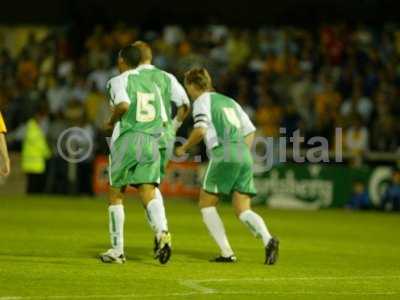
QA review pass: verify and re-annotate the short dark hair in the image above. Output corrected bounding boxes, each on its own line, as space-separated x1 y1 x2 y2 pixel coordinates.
132 41 152 62
119 44 141 67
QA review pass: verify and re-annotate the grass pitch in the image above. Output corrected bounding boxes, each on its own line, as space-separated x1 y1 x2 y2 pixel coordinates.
0 196 399 299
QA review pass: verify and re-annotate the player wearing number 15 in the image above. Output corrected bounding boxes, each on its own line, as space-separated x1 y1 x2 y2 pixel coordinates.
100 44 172 264
129 41 190 258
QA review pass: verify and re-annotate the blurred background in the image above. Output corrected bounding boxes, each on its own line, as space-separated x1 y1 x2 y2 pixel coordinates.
0 0 399 212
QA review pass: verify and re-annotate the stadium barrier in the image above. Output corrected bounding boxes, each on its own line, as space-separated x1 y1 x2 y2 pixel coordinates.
2 153 394 210
92 155 393 209
253 163 393 209
93 155 201 197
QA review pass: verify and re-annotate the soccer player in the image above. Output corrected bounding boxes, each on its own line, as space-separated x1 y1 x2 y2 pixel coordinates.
176 68 279 264
0 111 10 177
100 43 181 264
131 41 190 256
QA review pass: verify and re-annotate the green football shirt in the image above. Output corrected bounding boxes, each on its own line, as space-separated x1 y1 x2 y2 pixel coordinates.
192 92 256 150
106 64 189 147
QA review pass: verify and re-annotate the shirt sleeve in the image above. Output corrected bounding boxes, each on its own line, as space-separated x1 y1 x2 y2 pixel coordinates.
234 102 256 136
106 76 130 107
166 73 190 107
192 98 210 129
0 112 7 133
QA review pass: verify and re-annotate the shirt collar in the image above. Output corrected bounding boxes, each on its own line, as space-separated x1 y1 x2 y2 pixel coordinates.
195 91 211 102
135 64 155 71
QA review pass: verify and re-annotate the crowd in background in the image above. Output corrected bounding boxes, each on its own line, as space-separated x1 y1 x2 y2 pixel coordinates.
0 23 400 199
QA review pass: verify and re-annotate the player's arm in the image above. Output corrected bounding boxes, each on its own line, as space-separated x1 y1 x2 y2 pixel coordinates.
173 105 190 129
235 102 256 149
105 78 130 130
0 113 10 176
244 132 255 148
177 127 206 155
175 98 208 156
167 73 191 131
107 102 130 128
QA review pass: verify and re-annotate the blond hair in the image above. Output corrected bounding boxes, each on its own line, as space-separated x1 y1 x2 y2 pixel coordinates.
184 68 213 90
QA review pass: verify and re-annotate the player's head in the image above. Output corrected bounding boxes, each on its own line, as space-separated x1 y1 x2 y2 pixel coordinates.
131 40 152 64
184 67 213 100
117 44 141 73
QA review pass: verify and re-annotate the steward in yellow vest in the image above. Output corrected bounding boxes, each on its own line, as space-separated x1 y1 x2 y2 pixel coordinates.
22 109 51 193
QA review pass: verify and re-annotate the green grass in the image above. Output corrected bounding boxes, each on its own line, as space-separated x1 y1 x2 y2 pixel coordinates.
0 196 400 299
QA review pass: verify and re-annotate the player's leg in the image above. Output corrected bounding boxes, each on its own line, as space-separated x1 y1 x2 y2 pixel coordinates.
232 191 279 265
138 183 171 264
233 144 279 264
136 134 169 236
146 147 169 254
156 146 169 228
139 184 168 237
100 186 126 264
133 134 171 263
100 136 132 263
151 187 167 254
145 189 167 232
200 189 236 262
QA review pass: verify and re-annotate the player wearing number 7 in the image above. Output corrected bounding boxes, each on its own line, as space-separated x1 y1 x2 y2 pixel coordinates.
175 68 279 264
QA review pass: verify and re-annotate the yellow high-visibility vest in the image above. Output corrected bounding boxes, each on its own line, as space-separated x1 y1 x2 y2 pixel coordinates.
21 118 50 174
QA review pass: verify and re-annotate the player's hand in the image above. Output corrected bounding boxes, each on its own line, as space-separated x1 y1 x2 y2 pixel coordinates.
0 158 10 177
175 146 186 157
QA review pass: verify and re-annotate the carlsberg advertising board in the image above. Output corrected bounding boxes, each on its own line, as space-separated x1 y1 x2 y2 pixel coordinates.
253 164 388 209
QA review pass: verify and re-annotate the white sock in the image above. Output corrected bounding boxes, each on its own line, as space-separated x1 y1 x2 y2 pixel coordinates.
146 197 168 239
145 188 167 233
201 207 234 257
155 188 168 228
239 209 272 247
108 204 125 254
145 188 168 234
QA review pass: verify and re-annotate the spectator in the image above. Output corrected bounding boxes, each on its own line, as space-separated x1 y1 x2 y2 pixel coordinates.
84 82 109 129
371 90 399 150
380 170 400 212
47 77 72 115
255 85 283 138
340 85 373 122
290 72 315 131
70 76 89 103
227 31 251 70
346 180 369 210
2 23 400 197
17 50 38 90
344 114 369 166
235 77 255 121
313 75 342 138
65 101 95 195
87 60 109 92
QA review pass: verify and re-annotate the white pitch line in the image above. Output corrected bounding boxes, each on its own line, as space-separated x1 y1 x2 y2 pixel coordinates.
1 290 399 300
0 294 201 300
179 279 216 294
2 275 400 300
190 275 400 282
